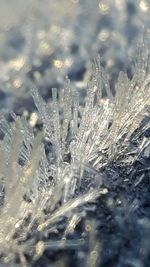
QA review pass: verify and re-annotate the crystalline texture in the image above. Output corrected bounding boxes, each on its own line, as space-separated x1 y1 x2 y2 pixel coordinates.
0 35 150 265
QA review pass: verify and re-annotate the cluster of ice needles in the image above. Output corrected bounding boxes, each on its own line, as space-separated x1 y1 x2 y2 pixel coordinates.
0 34 150 266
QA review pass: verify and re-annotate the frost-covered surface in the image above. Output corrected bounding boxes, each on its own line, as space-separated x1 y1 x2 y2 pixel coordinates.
0 1 150 267
0 0 150 112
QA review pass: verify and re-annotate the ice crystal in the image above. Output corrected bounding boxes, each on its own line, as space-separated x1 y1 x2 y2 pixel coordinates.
0 30 150 265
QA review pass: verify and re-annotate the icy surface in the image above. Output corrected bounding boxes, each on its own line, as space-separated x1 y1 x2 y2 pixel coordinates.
0 1 150 266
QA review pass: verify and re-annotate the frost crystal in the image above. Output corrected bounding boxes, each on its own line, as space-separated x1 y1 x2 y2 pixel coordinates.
0 35 150 265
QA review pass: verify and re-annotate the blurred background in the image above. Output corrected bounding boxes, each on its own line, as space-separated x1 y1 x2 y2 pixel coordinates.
0 0 149 113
